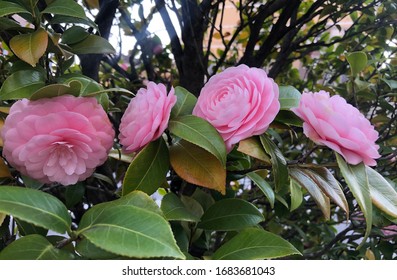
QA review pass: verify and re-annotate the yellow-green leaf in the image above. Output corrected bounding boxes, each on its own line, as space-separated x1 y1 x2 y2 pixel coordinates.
168 115 227 167
237 137 271 163
289 168 331 220
169 140 226 194
10 28 48 67
367 166 397 218
336 154 371 248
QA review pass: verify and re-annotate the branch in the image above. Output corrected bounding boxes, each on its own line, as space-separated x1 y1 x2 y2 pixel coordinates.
155 0 183 71
239 0 289 65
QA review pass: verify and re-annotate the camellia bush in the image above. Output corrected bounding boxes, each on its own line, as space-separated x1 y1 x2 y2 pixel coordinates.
0 0 396 260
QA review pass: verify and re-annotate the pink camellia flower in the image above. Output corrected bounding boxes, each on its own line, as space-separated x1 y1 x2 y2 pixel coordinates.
1 95 115 185
119 82 177 153
291 90 380 166
192 64 280 151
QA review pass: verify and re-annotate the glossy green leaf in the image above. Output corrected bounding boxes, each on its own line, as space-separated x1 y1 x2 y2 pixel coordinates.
60 75 103 95
0 1 31 17
289 168 330 220
10 28 48 67
16 219 48 237
279 86 301 110
169 115 226 167
169 140 226 194
0 17 23 31
336 154 371 247
198 198 264 231
122 138 169 196
260 135 288 193
109 191 164 216
49 15 98 29
346 51 367 76
161 192 200 222
68 34 115 54
290 179 303 211
275 110 303 127
21 175 44 189
41 0 87 19
0 70 45 100
77 204 184 259
0 234 75 260
381 78 397 90
212 228 301 260
170 86 197 118
29 81 81 100
367 166 397 218
307 167 349 216
76 238 121 260
0 186 71 234
64 183 85 208
191 188 215 211
61 26 90 45
247 171 275 208
237 137 271 163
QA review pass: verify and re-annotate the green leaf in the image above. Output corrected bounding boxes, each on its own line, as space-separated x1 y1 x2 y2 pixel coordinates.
60 75 103 95
21 174 44 189
110 191 164 216
29 81 81 100
237 137 271 163
61 26 90 45
274 110 303 127
290 179 303 211
336 154 371 247
49 15 98 29
278 86 301 110
367 166 397 218
170 86 197 118
0 70 45 100
307 167 349 216
0 187 71 234
169 140 226 194
198 198 264 231
346 51 367 76
0 235 74 260
76 238 121 260
381 78 397 90
77 204 184 259
247 171 275 208
64 183 85 208
161 192 200 222
41 0 87 19
191 188 215 211
16 219 48 236
169 115 227 167
122 138 169 196
289 168 331 220
212 228 301 260
0 1 31 17
260 135 288 194
0 17 24 31
68 34 115 54
10 28 48 67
